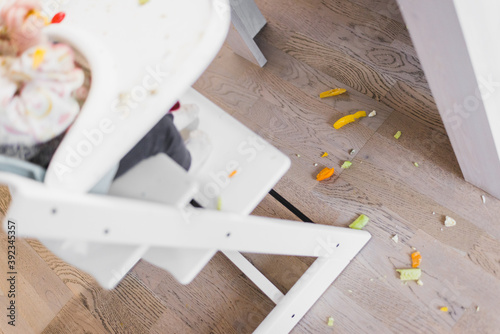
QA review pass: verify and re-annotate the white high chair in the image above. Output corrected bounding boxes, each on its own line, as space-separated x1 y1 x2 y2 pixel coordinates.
0 1 371 333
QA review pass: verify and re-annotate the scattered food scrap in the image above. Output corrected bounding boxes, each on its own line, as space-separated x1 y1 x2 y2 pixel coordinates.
432 212 436 215
32 48 46 69
314 163 318 166
320 88 347 98
392 234 399 243
396 268 421 281
413 162 419 167
51 12 66 24
482 195 486 204
444 216 457 227
27 9 49 25
138 0 150 5
333 111 367 129
349 149 356 155
349 214 369 230
327 317 334 327
348 290 352 293
411 251 421 268
341 161 352 169
476 306 480 312
411 247 417 250
321 152 328 158
229 170 238 178
394 131 402 139
417 279 424 286
217 197 222 211
368 110 377 117
316 167 335 181
296 154 301 158
440 306 448 312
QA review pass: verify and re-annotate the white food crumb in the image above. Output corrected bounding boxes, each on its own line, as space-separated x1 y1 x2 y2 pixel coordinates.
348 290 353 293
444 216 457 227
412 247 417 250
368 110 377 117
391 234 399 243
296 154 301 158
476 306 480 312
417 280 423 286
432 212 436 215
482 195 486 204
441 228 443 231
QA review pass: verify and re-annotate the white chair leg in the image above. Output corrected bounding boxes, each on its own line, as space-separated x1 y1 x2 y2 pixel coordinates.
254 257 355 334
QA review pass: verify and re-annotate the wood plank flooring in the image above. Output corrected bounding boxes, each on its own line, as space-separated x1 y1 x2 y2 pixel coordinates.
2 0 500 333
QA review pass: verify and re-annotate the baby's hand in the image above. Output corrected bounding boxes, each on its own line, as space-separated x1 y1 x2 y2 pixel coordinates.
1 0 46 54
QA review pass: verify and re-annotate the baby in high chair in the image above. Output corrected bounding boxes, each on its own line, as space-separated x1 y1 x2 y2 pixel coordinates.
0 0 209 180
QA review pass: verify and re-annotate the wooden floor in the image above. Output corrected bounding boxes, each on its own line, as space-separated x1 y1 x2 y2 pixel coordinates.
2 0 500 333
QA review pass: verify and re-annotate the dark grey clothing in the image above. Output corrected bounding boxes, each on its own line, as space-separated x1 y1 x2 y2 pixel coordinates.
115 113 191 178
0 113 191 179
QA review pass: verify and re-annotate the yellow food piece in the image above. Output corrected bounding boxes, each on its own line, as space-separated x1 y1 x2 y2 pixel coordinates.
333 111 367 129
316 167 334 181
394 131 402 139
327 317 334 327
32 48 46 69
320 88 347 98
321 152 328 158
440 307 448 312
26 9 50 26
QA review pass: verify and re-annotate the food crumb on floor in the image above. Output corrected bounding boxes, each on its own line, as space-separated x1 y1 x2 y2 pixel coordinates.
341 161 352 169
444 216 457 227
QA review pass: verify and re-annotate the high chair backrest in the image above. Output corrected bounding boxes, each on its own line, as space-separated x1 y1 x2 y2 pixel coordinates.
41 1 231 194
